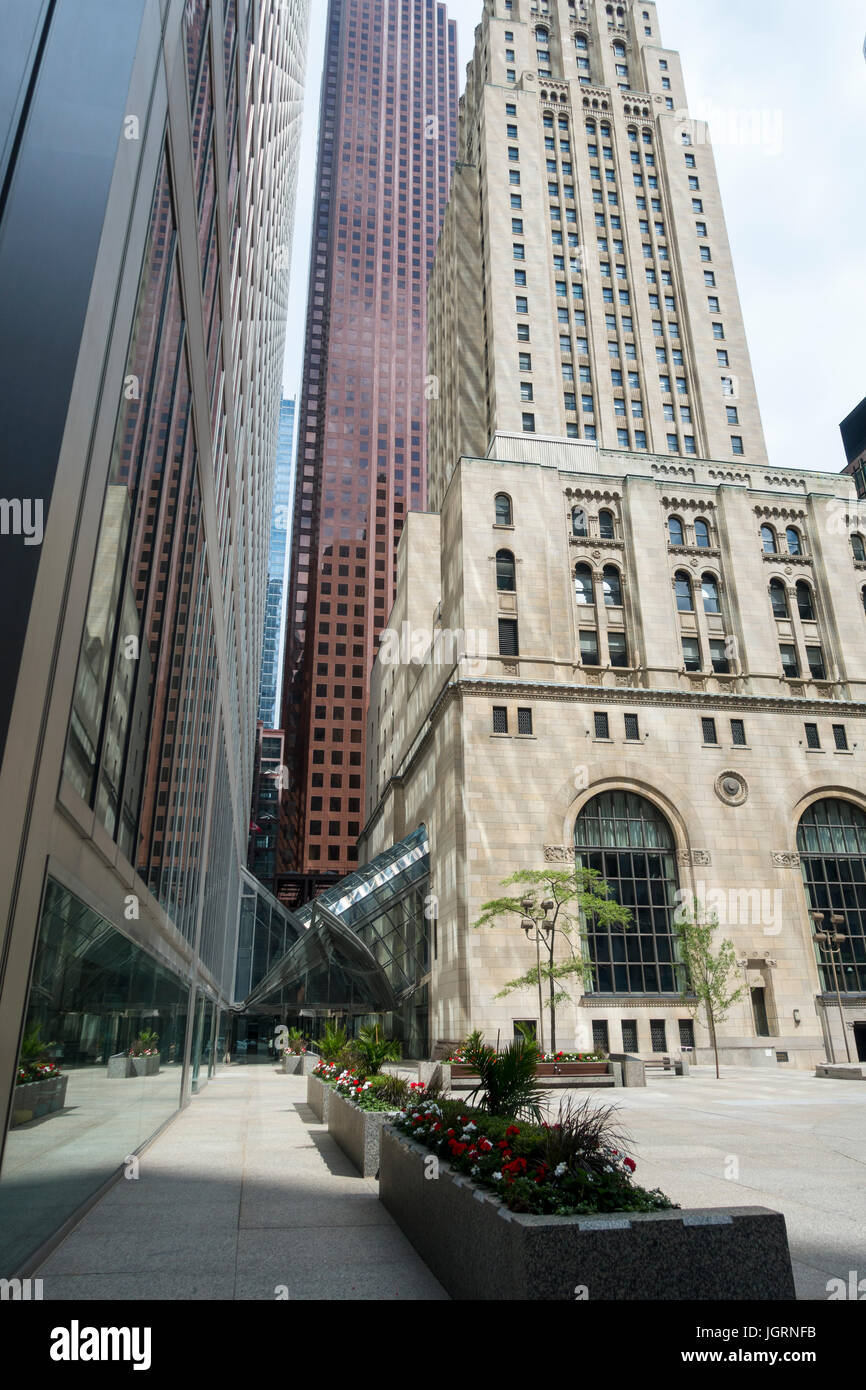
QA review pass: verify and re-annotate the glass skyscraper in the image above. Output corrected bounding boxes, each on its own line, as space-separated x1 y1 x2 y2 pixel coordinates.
258 397 297 727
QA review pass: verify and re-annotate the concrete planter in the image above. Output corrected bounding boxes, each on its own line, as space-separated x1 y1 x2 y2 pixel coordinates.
327 1087 400 1178
131 1053 160 1077
306 1073 334 1123
281 1054 304 1075
11 1074 68 1126
379 1128 796 1301
107 1053 132 1079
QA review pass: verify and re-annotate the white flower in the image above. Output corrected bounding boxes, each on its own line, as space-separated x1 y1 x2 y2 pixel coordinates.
492 1171 502 1181
555 1162 567 1177
463 1122 477 1132
471 1165 480 1176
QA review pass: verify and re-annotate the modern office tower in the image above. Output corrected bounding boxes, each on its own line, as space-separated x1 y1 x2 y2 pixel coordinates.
0 0 308 1275
248 725 286 891
258 398 297 726
280 0 459 880
841 397 866 500
428 0 768 509
362 1 866 1065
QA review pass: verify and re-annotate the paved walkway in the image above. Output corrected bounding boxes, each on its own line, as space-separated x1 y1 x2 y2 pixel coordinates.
35 1066 447 1301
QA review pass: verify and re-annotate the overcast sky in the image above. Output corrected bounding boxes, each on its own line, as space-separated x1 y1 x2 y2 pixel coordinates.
283 0 866 475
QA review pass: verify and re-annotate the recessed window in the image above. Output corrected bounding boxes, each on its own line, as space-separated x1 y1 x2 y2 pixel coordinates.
761 525 778 555
701 717 718 745
492 707 509 734
852 534 866 562
594 711 610 739
710 639 730 674
769 578 788 619
796 581 814 621
675 571 693 612
804 722 821 750
731 718 747 747
701 573 721 614
581 629 600 666
694 518 710 548
603 566 622 607
780 644 799 679
682 636 701 672
806 646 826 681
499 618 519 657
522 412 535 433
668 516 684 546
833 724 849 751
496 549 516 592
495 493 512 526
574 563 594 606
517 708 533 736
624 713 640 741
608 631 628 667
599 509 615 540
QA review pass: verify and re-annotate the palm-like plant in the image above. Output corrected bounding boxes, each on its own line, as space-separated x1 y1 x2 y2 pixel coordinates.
284 1027 306 1055
354 1024 401 1076
320 1021 349 1063
464 1033 545 1122
541 1096 631 1177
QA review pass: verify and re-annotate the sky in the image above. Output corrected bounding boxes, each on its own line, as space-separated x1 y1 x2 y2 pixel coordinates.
283 0 866 475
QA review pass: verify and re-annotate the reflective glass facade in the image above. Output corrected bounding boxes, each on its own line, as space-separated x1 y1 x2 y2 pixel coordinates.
258 398 296 727
282 0 459 874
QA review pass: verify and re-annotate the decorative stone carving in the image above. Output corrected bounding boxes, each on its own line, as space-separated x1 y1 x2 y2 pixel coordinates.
678 849 711 867
544 845 576 863
715 771 748 806
772 852 800 868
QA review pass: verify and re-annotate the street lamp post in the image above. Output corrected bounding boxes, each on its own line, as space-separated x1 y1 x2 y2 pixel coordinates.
520 894 554 1054
812 911 852 1064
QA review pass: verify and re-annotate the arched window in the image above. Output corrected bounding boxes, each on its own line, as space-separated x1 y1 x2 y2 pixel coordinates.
572 506 589 537
769 578 789 619
761 525 778 554
496 549 516 592
537 26 549 39
796 580 815 621
694 518 710 549
674 570 693 612
574 563 594 606
668 516 684 546
495 493 512 526
701 573 721 614
574 791 683 995
798 799 866 993
613 41 626 57
786 526 802 556
852 534 866 562
603 565 622 606
599 509 615 540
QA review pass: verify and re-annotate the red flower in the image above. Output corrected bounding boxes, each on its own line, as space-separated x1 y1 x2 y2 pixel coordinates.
624 1157 636 1173
505 1125 520 1138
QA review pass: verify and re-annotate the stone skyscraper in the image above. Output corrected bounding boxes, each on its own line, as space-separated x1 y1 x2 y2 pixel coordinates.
428 0 767 508
280 0 459 883
0 0 309 1275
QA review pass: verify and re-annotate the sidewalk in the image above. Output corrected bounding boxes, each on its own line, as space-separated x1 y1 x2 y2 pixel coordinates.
35 1066 448 1301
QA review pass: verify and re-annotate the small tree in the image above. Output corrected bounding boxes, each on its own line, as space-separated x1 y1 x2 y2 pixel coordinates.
674 898 745 1079
473 868 631 1053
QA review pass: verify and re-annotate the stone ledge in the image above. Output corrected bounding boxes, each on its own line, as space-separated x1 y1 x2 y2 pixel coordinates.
327 1087 400 1177
379 1128 796 1301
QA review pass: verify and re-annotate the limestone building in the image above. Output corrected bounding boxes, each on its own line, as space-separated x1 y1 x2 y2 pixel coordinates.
360 0 866 1068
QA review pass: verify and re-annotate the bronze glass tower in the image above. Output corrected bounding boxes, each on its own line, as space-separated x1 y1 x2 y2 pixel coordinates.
281 0 459 881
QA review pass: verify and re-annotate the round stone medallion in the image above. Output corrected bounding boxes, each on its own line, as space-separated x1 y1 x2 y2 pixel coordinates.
715 771 748 806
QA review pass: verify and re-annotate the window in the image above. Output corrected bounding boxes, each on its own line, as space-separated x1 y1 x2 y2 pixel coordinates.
520 380 533 402
682 637 701 671
573 506 588 538
522 412 535 433
731 436 744 455
702 717 718 745
726 406 739 425
581 630 600 665
832 724 849 751
517 708 533 736
780 644 799 679
608 631 628 667
717 350 729 367
694 518 710 548
675 571 693 612
731 719 746 747
704 270 715 286
574 563 594 605
594 711 610 739
515 295 528 314
519 352 532 372
701 573 721 614
769 579 789 619
492 707 509 734
517 323 530 342
651 1019 668 1052
710 640 730 674
761 525 777 555
603 566 622 606
624 713 640 741
621 1019 638 1051
852 534 866 562
599 509 615 540
496 550 516 592
668 517 684 546
805 723 821 750
796 581 815 621
495 493 512 526
499 619 519 657
806 646 826 681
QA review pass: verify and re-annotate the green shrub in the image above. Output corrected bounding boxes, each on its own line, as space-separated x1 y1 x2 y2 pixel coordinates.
320 1022 349 1063
354 1024 401 1076
463 1032 545 1122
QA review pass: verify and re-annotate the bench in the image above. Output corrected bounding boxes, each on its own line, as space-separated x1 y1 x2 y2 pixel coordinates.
643 1054 688 1076
443 1061 617 1091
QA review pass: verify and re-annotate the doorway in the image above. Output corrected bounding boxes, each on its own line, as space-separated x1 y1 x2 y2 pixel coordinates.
854 1022 866 1063
751 987 770 1037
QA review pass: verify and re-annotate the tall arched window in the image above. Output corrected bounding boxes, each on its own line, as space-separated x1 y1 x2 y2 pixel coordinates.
694 518 710 548
668 516 684 546
769 578 789 619
761 525 777 554
599 509 615 540
495 493 512 526
575 563 594 605
674 570 693 612
603 565 622 606
573 506 588 537
852 534 866 562
786 526 802 556
701 573 721 614
798 799 866 993
496 549 516 592
574 791 684 995
796 580 815 621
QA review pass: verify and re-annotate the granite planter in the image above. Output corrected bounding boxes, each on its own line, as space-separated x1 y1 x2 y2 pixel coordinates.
379 1128 796 1301
107 1053 132 1079
281 1054 304 1075
327 1087 400 1178
130 1054 160 1077
306 1073 334 1123
11 1074 68 1127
